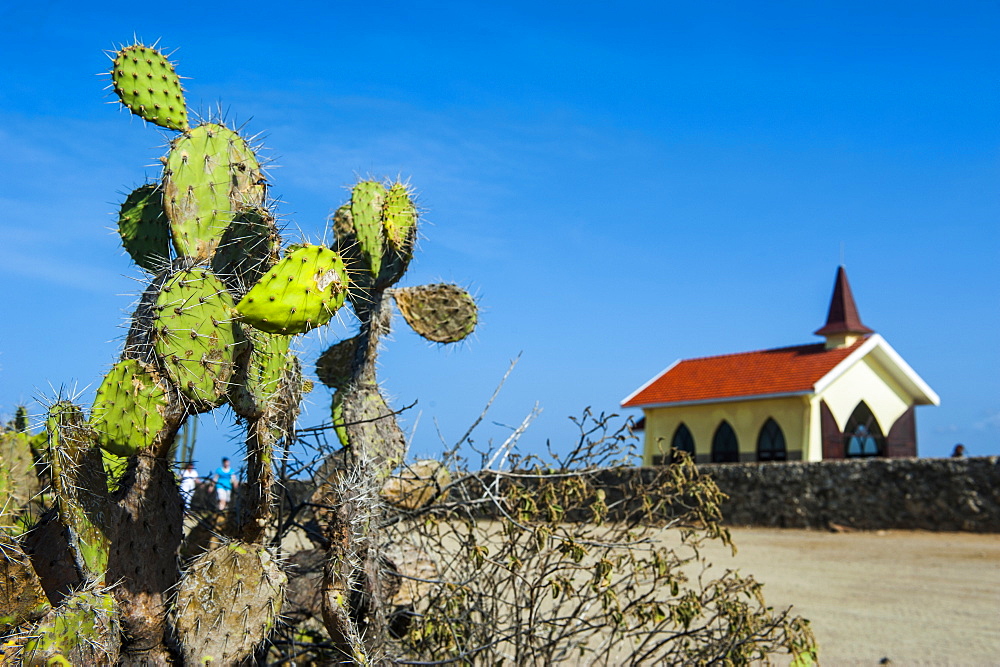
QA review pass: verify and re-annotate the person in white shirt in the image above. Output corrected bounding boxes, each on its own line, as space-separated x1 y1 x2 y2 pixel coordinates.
180 462 200 511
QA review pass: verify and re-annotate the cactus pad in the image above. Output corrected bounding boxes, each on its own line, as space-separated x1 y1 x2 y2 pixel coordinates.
393 283 478 343
154 269 241 406
47 407 111 580
341 385 406 475
383 182 417 252
212 206 281 296
331 391 348 447
163 123 265 260
118 184 171 272
236 244 349 334
173 541 286 665
22 587 120 666
110 43 188 131
350 180 387 278
228 328 292 418
0 532 50 634
0 431 41 519
90 359 171 457
315 335 359 390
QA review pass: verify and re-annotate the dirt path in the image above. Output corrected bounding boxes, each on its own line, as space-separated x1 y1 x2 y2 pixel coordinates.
695 528 1000 665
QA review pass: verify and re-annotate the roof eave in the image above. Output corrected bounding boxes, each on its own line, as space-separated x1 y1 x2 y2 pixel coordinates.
626 390 814 410
813 334 940 405
620 359 681 407
869 338 941 405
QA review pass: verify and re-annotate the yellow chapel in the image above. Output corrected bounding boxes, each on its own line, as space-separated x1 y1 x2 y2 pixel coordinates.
621 267 939 464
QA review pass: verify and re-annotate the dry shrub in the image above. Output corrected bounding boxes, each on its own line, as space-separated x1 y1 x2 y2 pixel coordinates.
271 408 816 665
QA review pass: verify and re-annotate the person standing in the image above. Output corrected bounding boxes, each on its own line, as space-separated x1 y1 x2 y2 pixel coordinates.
180 462 200 511
212 457 239 511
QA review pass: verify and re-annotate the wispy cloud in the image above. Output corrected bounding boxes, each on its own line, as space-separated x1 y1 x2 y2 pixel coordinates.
0 244 126 294
973 411 1000 432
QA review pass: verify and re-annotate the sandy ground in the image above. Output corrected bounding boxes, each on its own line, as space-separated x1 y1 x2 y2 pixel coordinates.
694 528 1000 665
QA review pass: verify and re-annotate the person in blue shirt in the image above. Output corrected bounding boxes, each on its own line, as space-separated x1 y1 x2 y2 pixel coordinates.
211 457 239 511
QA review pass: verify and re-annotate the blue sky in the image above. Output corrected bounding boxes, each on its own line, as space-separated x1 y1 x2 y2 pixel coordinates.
1 1 997 469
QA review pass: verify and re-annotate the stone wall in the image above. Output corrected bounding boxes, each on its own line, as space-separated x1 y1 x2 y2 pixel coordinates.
695 456 1000 532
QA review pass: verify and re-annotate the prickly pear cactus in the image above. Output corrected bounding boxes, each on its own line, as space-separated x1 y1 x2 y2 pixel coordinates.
153 268 242 406
212 206 281 295
311 178 478 659
3 41 326 664
0 425 42 527
320 179 478 460
5 39 479 666
45 403 111 582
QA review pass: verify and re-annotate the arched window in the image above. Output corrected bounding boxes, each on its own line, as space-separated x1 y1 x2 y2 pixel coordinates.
671 423 695 463
711 421 739 463
844 401 884 458
757 418 787 462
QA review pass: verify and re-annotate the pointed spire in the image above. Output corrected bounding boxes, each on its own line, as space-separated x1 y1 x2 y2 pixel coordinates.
814 266 873 340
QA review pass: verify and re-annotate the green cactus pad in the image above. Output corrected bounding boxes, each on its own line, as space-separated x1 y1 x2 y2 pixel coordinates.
163 123 265 260
375 182 418 289
228 328 292 418
383 182 417 252
101 448 129 493
22 587 120 666
46 400 89 472
118 184 171 271
350 180 387 279
154 269 241 406
110 44 188 131
90 358 171 457
173 541 286 665
211 207 281 296
341 385 406 476
47 406 111 580
393 283 478 343
236 244 349 334
315 336 359 390
0 431 41 520
332 204 374 308
267 355 304 444
331 391 348 447
0 532 50 634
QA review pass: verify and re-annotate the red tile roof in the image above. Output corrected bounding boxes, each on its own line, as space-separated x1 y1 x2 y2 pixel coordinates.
622 338 867 407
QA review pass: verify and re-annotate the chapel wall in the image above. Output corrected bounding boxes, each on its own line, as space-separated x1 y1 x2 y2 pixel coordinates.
641 396 808 464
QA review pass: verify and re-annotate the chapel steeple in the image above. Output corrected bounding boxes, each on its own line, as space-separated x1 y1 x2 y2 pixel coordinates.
814 266 874 349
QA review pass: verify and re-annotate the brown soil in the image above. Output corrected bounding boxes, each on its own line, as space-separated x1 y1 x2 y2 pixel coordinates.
696 528 1000 665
